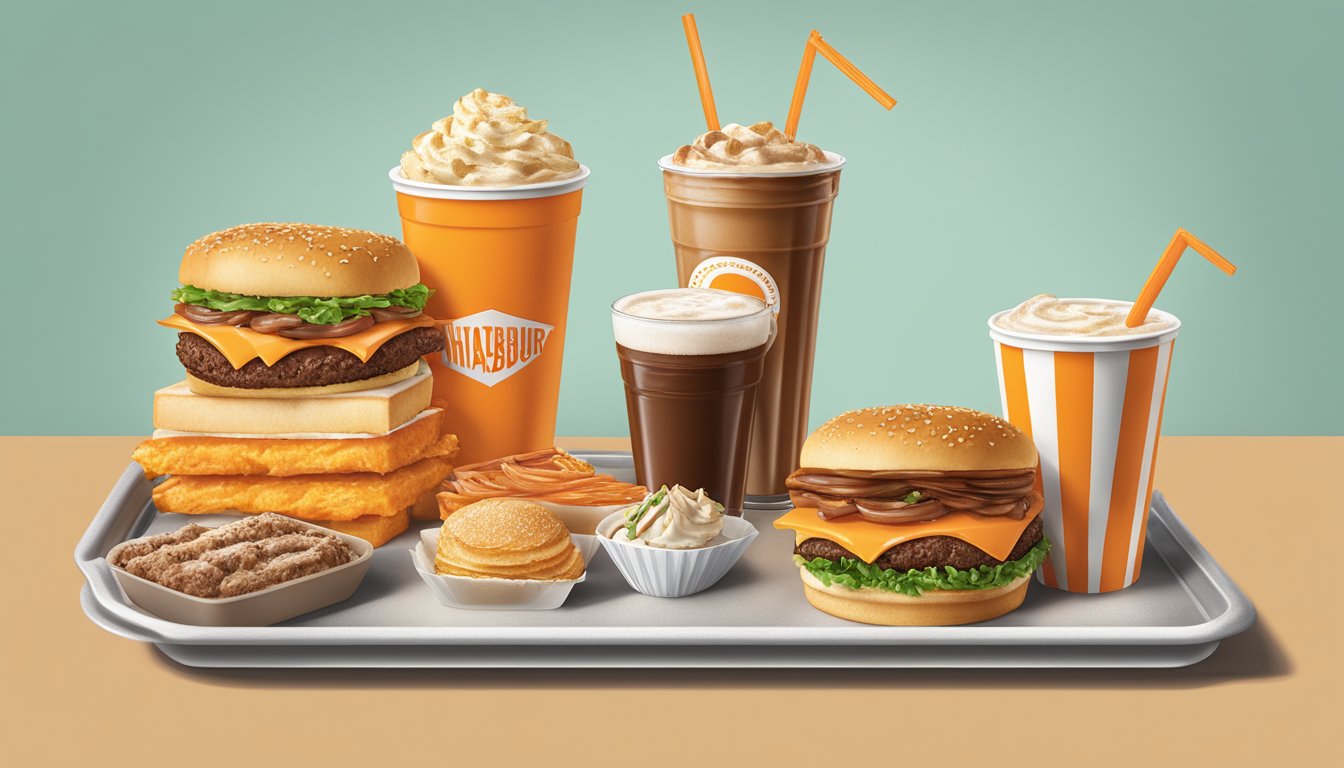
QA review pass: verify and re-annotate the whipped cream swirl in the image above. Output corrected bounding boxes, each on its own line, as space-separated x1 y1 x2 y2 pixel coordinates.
400 89 581 186
671 122 828 171
612 485 724 549
996 294 1176 337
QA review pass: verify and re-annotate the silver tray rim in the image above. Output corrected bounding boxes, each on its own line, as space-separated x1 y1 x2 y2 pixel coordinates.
77 587 1223 669
75 460 1256 649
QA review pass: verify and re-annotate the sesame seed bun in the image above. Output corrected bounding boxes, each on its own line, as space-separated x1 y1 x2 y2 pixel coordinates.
179 223 420 297
799 568 1030 626
799 404 1037 472
435 498 585 581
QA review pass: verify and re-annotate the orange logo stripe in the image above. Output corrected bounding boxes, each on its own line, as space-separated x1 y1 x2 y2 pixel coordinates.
1039 554 1059 587
1133 341 1175 583
999 345 1033 439
1099 346 1158 591
1000 343 1056 586
1054 352 1095 592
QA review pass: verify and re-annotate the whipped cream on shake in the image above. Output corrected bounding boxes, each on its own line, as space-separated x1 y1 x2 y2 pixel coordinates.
671 121 828 171
995 294 1177 337
400 89 580 186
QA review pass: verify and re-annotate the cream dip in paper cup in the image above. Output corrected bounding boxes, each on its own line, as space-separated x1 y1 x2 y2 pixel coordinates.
596 511 757 598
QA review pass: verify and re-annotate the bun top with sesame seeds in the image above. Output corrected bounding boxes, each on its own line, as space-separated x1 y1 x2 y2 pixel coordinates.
178 223 420 297
799 404 1038 472
434 498 585 581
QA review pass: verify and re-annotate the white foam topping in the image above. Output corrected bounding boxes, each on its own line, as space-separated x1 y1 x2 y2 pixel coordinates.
611 288 773 355
994 294 1178 337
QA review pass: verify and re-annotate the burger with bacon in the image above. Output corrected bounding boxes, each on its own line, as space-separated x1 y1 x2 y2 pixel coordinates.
775 405 1049 626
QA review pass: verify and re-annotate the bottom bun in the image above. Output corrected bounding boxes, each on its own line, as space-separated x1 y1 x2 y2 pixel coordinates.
799 568 1030 626
185 361 421 398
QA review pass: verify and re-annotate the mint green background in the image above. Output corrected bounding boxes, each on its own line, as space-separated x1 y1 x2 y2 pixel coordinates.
2 0 1340 436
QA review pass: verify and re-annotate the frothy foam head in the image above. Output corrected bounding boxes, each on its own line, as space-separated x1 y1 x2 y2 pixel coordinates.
994 294 1178 337
612 288 773 355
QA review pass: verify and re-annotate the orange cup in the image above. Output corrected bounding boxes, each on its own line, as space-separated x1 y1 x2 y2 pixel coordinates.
390 166 590 465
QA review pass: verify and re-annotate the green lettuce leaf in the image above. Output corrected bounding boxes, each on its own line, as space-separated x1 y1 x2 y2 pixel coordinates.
624 487 667 540
796 537 1051 597
170 283 431 325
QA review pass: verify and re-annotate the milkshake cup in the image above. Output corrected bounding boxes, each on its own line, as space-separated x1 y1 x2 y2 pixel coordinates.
612 288 775 517
392 89 587 465
660 131 843 501
665 14 897 499
989 296 1180 593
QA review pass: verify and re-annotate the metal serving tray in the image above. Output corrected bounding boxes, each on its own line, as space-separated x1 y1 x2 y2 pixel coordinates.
76 452 1254 668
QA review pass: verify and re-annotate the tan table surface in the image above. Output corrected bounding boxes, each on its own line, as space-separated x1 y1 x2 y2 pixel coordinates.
2 436 1337 765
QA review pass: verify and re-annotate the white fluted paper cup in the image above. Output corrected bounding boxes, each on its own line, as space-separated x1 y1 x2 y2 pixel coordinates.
595 512 758 598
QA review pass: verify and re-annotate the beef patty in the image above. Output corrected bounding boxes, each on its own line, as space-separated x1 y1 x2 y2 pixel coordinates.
795 515 1044 572
177 327 444 389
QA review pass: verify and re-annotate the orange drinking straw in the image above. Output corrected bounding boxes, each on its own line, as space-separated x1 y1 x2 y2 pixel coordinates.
784 30 896 139
682 14 720 131
1126 228 1237 327
784 32 821 140
811 35 898 110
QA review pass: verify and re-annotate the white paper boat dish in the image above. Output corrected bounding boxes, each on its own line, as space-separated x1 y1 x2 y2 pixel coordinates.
595 511 758 598
411 528 589 610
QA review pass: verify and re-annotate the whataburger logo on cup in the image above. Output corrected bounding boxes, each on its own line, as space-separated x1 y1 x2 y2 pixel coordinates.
439 309 553 387
686 257 781 314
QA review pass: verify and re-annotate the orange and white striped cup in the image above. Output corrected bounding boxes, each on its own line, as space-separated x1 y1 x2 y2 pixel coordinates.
988 303 1180 593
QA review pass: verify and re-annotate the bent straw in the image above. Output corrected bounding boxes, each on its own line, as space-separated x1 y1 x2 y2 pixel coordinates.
1126 228 1237 327
784 31 821 139
784 31 896 139
811 34 898 111
682 14 720 131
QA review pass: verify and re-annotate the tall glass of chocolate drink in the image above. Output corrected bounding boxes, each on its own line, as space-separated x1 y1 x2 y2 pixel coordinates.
611 288 775 516
661 122 843 502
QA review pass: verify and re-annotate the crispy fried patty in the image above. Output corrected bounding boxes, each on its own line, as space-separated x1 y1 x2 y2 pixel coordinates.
176 327 444 389
794 516 1044 572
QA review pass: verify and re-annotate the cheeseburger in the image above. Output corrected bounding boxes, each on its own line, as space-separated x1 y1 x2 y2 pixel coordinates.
775 405 1049 626
133 223 459 548
162 222 443 396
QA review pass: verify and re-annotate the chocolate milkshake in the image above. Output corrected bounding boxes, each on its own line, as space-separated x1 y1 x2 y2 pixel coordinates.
611 288 774 516
661 122 843 501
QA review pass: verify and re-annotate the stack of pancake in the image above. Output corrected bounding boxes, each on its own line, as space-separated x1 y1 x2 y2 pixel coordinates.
434 499 584 580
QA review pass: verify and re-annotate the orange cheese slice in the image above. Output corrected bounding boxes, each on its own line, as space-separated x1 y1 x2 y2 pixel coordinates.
159 314 439 369
774 496 1043 563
